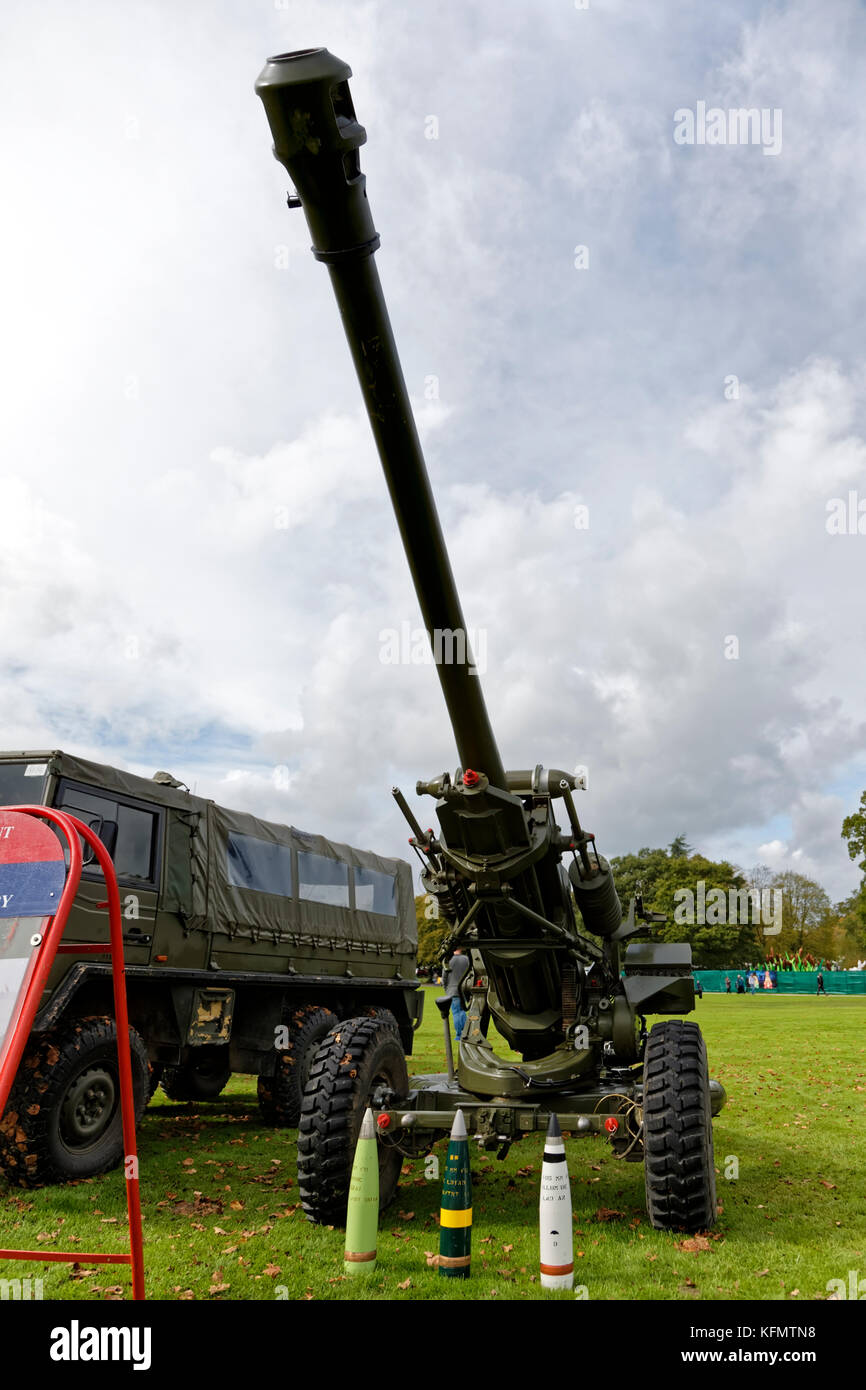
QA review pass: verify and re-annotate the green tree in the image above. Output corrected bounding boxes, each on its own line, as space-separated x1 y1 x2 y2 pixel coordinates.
415 893 451 968
667 834 692 859
770 870 832 957
842 791 866 873
609 846 671 908
610 843 759 968
648 854 756 968
841 793 866 946
828 889 866 962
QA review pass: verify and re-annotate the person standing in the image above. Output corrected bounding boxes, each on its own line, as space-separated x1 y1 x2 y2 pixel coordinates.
725 975 732 994
748 972 758 994
816 970 827 996
444 947 471 1041
736 974 745 994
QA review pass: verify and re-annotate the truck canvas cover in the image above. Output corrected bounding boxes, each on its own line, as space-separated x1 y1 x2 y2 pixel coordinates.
6 751 415 959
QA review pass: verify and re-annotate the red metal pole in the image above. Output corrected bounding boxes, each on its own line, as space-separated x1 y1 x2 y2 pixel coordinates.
85 828 146 1300
0 807 145 1299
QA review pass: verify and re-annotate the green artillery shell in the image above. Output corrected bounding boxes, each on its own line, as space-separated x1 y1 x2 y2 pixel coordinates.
344 1107 379 1276
539 1113 574 1289
439 1108 471 1278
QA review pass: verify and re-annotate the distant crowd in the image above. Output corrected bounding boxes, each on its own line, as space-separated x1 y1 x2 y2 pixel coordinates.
704 969 827 996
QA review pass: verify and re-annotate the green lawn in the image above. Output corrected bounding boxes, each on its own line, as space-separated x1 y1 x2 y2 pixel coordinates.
1 992 863 1301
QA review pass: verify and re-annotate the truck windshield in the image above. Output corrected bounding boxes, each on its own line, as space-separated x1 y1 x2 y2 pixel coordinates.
0 762 47 808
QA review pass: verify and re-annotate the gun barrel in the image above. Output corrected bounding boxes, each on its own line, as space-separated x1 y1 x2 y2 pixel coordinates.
256 50 505 787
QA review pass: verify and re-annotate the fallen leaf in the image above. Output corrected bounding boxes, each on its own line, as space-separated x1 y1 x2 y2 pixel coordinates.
595 1208 625 1223
397 1277 412 1290
676 1236 712 1254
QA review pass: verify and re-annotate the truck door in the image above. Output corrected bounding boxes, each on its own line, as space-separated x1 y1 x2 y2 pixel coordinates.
53 781 162 966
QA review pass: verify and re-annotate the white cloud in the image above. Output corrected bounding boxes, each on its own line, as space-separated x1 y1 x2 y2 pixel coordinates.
0 0 864 906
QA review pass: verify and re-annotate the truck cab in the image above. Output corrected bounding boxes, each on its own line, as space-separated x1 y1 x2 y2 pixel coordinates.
0 750 421 1186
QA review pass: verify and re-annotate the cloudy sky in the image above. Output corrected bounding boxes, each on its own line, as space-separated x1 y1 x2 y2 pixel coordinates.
2 0 865 902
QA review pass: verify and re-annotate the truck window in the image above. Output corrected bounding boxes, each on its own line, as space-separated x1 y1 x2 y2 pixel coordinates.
227 833 293 897
354 866 397 916
298 852 350 907
0 762 47 807
55 783 159 883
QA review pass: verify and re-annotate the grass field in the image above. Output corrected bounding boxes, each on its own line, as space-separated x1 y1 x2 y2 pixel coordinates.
0 992 863 1301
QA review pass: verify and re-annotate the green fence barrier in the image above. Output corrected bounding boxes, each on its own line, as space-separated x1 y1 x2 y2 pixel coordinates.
694 970 866 995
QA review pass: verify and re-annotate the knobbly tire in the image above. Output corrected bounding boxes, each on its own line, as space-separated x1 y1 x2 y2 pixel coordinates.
297 1015 409 1226
161 1048 231 1102
0 1016 148 1187
358 1006 400 1034
642 1018 718 1232
257 1005 335 1127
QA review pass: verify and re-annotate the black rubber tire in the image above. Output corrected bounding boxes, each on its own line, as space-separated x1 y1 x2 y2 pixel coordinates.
0 1016 148 1188
257 1005 335 1127
160 1048 231 1103
297 1015 409 1226
359 1006 400 1033
643 1019 718 1232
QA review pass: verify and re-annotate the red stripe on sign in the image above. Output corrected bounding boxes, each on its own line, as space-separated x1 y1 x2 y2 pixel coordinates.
540 1261 575 1276
0 812 64 864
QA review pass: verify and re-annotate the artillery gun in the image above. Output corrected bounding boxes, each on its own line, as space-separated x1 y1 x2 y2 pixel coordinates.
255 49 726 1232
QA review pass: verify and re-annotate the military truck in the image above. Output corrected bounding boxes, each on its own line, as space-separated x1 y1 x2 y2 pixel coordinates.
0 750 421 1186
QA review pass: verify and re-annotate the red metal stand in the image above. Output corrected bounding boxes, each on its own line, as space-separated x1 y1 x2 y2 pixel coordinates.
0 806 145 1299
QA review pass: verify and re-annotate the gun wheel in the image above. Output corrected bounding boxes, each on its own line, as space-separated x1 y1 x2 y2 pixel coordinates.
642 1019 718 1232
257 1005 335 1127
297 1015 409 1226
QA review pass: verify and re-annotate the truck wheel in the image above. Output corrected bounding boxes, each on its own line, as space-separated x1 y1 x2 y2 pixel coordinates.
257 1005 335 1127
643 1019 718 1232
161 1049 231 1103
0 1016 147 1187
297 1015 409 1226
359 1006 400 1032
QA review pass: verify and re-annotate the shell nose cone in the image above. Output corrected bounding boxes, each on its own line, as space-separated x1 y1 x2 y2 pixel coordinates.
450 1108 467 1141
546 1113 562 1140
359 1106 376 1140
